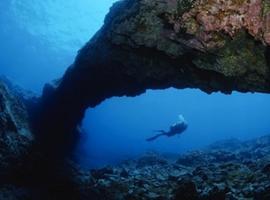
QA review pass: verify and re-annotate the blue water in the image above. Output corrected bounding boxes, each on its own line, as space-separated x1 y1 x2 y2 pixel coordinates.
76 89 270 168
0 1 270 169
0 0 117 92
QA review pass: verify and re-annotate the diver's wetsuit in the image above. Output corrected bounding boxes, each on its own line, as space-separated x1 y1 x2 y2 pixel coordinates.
146 115 188 142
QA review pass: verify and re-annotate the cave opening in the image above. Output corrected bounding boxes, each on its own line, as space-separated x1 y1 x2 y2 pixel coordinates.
72 88 270 169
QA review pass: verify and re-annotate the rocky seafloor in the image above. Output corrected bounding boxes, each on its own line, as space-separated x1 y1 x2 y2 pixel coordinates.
75 135 270 200
2 135 270 200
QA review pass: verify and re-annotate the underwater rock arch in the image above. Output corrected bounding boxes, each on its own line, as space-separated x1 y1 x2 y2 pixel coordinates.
37 0 270 152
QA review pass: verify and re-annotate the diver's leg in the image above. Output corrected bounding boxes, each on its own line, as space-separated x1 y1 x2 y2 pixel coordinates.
153 130 166 133
146 131 166 142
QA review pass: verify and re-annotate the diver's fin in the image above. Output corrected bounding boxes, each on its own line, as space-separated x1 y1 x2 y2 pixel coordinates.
146 133 165 142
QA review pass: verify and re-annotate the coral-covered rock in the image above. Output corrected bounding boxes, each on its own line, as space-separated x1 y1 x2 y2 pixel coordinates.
179 0 270 50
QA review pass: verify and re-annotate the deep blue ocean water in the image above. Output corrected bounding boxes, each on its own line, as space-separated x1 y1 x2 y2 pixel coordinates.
0 0 270 169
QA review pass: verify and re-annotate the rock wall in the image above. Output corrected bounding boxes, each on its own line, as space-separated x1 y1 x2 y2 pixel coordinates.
38 0 270 150
0 77 33 181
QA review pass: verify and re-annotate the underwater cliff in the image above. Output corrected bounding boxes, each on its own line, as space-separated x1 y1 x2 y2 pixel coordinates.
0 0 270 199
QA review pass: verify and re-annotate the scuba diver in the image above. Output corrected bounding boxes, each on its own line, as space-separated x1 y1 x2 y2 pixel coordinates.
146 114 188 142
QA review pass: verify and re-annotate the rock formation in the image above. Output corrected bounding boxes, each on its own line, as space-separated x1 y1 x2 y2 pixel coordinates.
0 77 81 199
37 0 270 148
0 77 33 181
